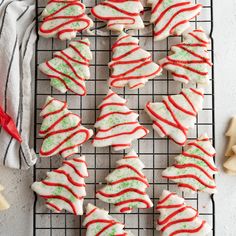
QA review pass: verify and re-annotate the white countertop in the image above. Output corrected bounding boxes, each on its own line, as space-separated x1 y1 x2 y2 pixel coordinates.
0 1 236 235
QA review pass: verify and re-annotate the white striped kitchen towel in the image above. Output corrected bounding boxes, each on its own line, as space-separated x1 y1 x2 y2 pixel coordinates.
0 0 37 169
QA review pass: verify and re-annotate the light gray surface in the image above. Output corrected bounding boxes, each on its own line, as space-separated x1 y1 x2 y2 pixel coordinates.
0 1 236 235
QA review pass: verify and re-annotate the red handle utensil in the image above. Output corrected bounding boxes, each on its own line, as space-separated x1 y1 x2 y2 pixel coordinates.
0 105 22 143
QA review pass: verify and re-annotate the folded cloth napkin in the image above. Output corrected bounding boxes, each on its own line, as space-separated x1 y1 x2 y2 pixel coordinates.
0 0 37 169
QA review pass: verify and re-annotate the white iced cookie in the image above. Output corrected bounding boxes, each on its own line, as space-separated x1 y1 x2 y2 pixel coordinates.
224 145 236 175
0 184 10 211
148 0 202 41
32 156 88 215
225 117 236 157
145 88 204 146
159 28 212 85
39 0 93 40
39 96 93 158
39 38 92 96
156 190 212 235
109 32 162 90
83 204 134 236
162 134 218 194
96 150 153 213
92 90 149 151
91 0 144 32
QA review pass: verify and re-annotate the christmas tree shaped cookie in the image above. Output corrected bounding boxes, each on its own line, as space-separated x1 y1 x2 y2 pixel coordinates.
148 0 202 41
96 150 153 213
91 0 144 32
32 156 88 215
39 38 92 96
109 32 162 90
225 117 236 157
39 96 93 158
224 145 236 175
92 90 149 151
83 204 134 236
156 190 212 235
159 28 212 85
162 134 218 194
145 88 204 146
0 184 10 211
39 0 93 40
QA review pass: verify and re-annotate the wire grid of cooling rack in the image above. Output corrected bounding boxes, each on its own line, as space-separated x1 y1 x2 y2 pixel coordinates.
33 0 215 235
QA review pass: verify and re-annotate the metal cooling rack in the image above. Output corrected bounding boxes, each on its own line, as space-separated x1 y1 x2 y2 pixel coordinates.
33 0 215 235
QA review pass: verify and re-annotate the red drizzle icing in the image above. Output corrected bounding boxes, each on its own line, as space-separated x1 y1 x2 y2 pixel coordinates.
84 206 129 236
150 0 202 40
162 136 218 192
39 39 91 96
93 91 149 150
39 97 92 158
109 33 162 89
96 153 152 213
39 0 92 40
145 89 203 146
159 28 212 83
35 157 88 215
156 191 210 235
91 0 143 30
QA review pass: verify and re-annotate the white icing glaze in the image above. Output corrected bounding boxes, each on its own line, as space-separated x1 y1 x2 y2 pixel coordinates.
145 88 204 146
148 0 202 41
31 156 88 215
83 204 134 236
159 28 212 85
92 90 149 151
162 134 218 194
96 150 153 213
91 0 144 32
39 96 93 158
39 38 92 95
156 190 212 235
39 0 93 40
108 32 162 89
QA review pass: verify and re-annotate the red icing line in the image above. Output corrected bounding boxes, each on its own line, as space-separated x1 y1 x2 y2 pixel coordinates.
41 180 81 198
43 60 86 95
91 0 142 29
178 183 197 192
40 129 91 157
156 192 177 205
98 102 125 110
41 98 67 118
109 177 149 187
115 198 151 208
46 202 61 212
163 174 216 189
160 207 198 231
146 89 202 145
116 164 146 178
96 111 134 122
188 142 215 157
168 220 206 235
96 122 139 133
39 1 91 38
153 3 202 37
182 152 218 171
63 160 88 178
39 113 80 136
53 169 86 187
97 188 147 198
85 207 97 218
40 194 78 215
93 126 148 140
173 163 214 180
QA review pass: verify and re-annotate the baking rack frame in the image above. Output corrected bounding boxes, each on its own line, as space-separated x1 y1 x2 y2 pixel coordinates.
33 0 215 235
